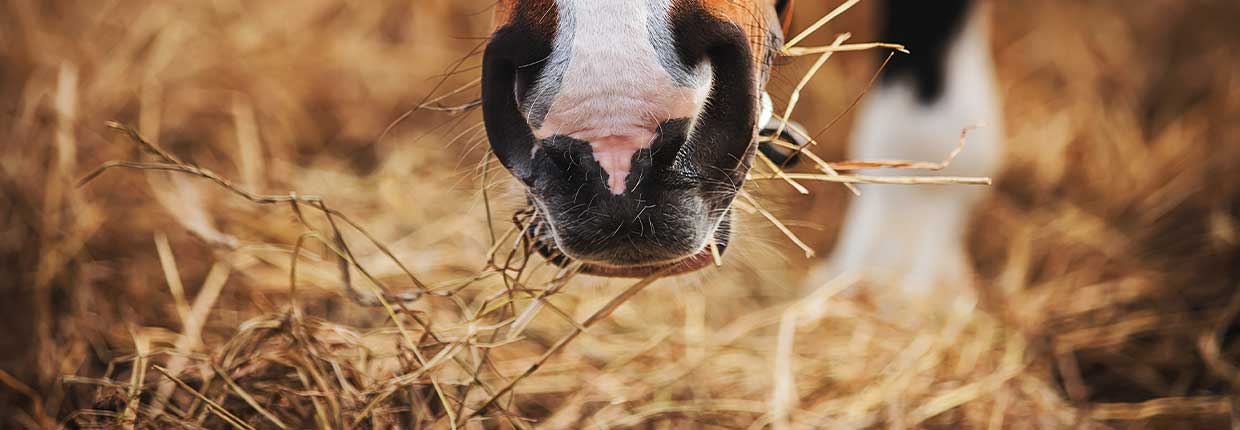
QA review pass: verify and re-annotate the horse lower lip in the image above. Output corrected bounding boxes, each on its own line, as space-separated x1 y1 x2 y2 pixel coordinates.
577 245 722 278
524 213 728 278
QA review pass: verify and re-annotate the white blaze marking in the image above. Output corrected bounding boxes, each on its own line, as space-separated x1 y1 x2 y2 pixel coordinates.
532 0 711 194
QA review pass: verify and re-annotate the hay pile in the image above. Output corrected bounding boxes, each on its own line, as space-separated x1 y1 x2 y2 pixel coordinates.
1 0 1237 428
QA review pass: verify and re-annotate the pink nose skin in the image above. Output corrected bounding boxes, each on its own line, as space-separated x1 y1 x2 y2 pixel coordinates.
531 87 699 195
531 86 700 195
589 133 656 195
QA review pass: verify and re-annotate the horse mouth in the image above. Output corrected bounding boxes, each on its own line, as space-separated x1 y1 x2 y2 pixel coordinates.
523 211 731 278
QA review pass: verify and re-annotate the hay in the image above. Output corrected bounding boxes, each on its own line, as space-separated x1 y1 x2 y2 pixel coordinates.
1 0 1239 429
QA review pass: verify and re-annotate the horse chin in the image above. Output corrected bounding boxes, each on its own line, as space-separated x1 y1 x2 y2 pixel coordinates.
526 214 731 279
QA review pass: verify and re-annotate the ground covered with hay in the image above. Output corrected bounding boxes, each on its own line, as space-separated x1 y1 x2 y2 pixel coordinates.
2 0 1239 429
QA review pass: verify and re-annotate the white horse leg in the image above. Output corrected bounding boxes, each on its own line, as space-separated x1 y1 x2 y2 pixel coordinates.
814 2 1002 301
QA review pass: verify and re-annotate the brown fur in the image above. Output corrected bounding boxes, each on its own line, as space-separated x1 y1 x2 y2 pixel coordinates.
492 0 559 34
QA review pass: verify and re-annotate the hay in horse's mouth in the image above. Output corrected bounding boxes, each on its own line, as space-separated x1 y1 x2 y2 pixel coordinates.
524 211 730 278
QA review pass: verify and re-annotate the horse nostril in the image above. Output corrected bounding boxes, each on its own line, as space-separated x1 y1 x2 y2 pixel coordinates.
514 68 534 108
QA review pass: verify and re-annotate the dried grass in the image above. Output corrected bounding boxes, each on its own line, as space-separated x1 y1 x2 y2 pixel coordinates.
1 0 1239 429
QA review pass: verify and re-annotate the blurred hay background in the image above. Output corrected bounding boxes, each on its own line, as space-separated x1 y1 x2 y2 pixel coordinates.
1 0 1238 428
